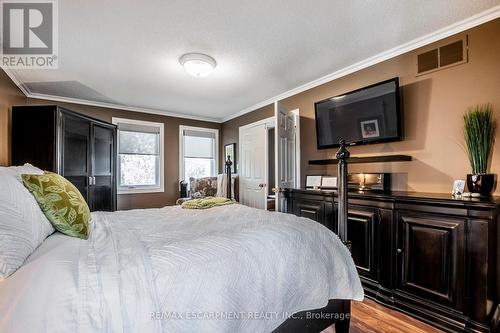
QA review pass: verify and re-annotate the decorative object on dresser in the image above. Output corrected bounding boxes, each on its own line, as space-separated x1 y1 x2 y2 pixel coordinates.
306 175 322 189
451 179 466 197
348 173 391 191
463 104 496 197
321 176 338 188
287 189 500 333
11 105 117 212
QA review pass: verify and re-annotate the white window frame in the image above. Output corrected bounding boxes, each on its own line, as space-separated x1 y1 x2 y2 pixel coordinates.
179 125 219 184
112 117 164 194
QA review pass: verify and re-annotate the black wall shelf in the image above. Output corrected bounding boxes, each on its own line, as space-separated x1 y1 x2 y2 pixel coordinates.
309 154 412 165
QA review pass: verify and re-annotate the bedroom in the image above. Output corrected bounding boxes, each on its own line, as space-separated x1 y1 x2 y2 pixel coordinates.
0 1 499 332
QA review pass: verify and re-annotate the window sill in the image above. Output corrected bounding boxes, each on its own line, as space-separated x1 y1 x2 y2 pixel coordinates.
117 187 164 195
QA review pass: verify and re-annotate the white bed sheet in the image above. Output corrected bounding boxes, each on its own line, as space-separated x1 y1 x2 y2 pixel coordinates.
0 204 363 333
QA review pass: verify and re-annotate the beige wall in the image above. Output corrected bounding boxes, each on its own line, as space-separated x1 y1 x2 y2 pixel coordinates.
0 70 27 166
276 18 500 195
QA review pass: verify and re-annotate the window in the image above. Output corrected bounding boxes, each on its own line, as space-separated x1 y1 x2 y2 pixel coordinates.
179 126 218 183
112 118 164 194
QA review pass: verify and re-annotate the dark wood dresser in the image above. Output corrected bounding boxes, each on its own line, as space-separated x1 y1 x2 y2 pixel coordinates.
287 188 499 333
11 105 117 212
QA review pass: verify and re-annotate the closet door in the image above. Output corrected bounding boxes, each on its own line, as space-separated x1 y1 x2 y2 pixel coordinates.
60 112 91 202
90 123 116 211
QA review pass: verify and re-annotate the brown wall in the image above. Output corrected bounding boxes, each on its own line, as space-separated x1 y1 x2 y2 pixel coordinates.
220 104 274 171
0 71 221 209
0 70 26 166
229 18 500 195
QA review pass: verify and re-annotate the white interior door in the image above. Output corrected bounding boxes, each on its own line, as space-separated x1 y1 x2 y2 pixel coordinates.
275 101 296 212
239 123 267 209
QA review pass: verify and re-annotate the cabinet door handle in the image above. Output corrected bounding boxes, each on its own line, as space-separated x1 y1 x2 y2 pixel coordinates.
88 176 93 185
396 248 403 254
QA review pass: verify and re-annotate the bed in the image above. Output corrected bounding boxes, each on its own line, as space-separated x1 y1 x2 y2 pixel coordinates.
0 142 362 333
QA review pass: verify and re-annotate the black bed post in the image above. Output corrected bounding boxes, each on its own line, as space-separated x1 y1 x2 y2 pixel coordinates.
336 140 351 251
225 156 232 199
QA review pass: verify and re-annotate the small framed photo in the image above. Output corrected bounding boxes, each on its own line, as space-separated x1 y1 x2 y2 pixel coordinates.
306 175 322 188
224 143 236 174
452 180 466 196
321 176 337 188
360 119 380 139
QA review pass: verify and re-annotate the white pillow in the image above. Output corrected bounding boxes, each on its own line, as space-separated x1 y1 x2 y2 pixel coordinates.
0 164 55 278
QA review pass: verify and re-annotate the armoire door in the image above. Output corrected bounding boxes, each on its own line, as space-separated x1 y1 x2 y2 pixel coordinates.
90 124 116 211
60 112 91 201
396 211 465 310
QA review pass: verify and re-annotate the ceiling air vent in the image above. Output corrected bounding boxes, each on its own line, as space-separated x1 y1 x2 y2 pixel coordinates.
416 36 468 75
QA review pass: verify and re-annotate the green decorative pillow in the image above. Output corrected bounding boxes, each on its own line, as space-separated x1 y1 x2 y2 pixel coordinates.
21 172 90 239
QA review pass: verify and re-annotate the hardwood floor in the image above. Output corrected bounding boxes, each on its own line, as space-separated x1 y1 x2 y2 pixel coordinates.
321 299 443 333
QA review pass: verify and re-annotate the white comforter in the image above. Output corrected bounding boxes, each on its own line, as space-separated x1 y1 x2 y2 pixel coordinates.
0 204 363 333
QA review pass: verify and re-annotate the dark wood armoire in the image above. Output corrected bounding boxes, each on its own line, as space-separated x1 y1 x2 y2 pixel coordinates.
11 105 117 212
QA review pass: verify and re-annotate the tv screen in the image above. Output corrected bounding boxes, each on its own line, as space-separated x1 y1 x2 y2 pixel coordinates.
315 78 402 149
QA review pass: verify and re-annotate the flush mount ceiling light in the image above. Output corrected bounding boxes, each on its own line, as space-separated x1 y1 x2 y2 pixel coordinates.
179 53 217 78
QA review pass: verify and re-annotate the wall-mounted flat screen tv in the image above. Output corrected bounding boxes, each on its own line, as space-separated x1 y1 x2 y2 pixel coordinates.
314 77 402 149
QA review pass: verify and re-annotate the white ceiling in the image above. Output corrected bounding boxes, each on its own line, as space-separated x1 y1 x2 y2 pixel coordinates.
8 0 500 122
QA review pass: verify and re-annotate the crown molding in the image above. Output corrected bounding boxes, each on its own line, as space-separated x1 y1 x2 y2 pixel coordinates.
221 5 500 122
1 68 221 122
25 92 222 122
3 68 30 96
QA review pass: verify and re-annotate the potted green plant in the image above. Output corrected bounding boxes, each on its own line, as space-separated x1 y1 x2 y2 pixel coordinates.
463 104 496 196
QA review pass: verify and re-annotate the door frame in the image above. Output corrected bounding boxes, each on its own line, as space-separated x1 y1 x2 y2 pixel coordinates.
238 116 275 208
237 109 302 209
290 109 301 189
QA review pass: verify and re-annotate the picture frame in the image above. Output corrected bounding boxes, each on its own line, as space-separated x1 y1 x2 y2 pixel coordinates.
224 143 236 174
321 176 337 188
452 179 466 196
360 119 380 139
306 175 322 188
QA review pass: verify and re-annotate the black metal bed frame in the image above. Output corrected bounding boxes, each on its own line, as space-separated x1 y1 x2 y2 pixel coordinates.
224 141 352 333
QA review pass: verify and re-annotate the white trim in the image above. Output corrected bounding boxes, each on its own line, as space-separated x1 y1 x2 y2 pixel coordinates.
2 69 30 96
221 5 500 122
30 93 220 122
112 117 165 194
291 109 301 188
179 125 219 185
238 116 275 131
2 68 220 123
